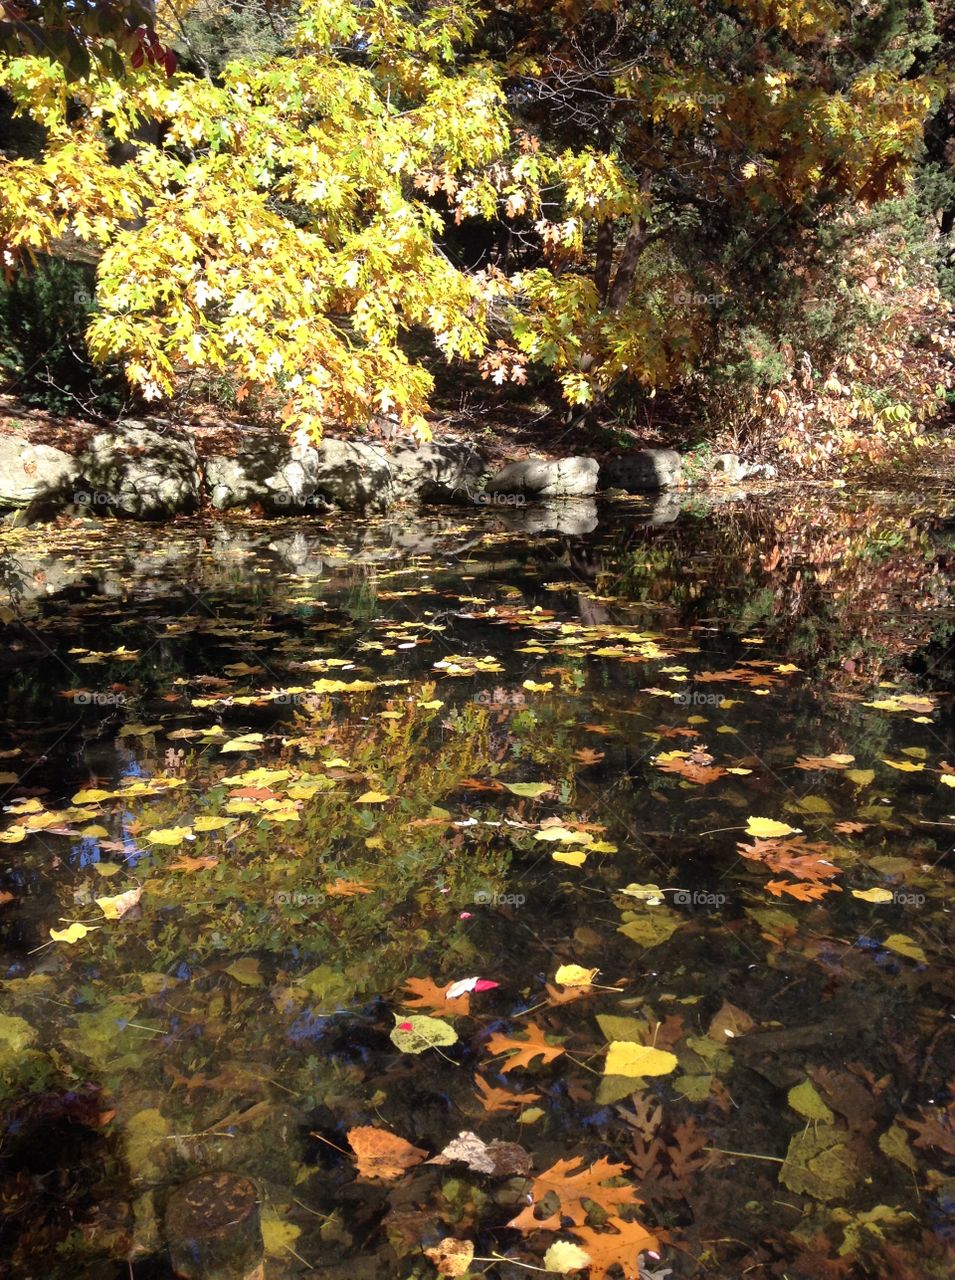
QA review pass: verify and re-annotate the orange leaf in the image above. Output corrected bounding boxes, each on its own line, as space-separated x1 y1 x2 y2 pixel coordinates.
347 1126 428 1180
570 1217 661 1279
402 976 471 1016
508 1156 643 1233
474 1075 541 1113
486 1022 564 1073
765 879 841 901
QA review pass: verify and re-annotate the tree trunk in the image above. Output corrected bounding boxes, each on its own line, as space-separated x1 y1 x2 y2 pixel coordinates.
594 218 614 305
607 215 648 311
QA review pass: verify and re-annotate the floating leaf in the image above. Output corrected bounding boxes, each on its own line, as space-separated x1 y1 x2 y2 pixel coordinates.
424 1238 475 1277
145 826 193 846
788 1079 835 1123
50 922 91 944
881 758 924 772
852 887 893 903
95 888 142 920
604 1041 678 1078
390 1014 457 1054
745 816 801 839
543 1241 592 1274
554 964 598 987
884 933 927 963
502 781 552 798
347 1125 427 1180
356 790 390 803
224 956 263 986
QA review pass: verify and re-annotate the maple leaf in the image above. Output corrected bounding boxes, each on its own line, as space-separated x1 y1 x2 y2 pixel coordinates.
486 1022 565 1072
904 1105 955 1157
508 1156 642 1232
474 1075 541 1113
569 1217 661 1279
403 976 471 1016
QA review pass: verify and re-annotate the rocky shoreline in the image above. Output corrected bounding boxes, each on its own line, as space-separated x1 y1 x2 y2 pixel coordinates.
0 418 775 524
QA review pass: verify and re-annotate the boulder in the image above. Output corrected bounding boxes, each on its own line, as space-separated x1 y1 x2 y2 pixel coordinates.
204 431 392 513
599 448 682 492
388 437 486 502
502 498 600 536
486 456 598 498
310 438 394 512
79 422 200 519
0 434 80 510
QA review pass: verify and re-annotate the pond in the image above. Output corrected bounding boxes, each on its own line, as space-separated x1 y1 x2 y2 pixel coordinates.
1 488 954 1280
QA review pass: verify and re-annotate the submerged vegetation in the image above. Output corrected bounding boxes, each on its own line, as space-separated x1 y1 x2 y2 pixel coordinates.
0 493 954 1276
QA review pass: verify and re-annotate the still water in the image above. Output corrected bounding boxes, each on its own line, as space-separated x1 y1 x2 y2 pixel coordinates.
0 489 953 1279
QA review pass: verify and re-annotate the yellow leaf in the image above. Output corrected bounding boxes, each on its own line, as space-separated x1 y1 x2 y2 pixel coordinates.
145 826 193 845
745 817 800 839
884 933 927 963
851 887 893 904
543 1240 592 1274
881 759 924 772
604 1041 678 1078
522 680 554 692
221 734 264 753
193 815 235 832
552 849 588 867
95 888 142 920
554 964 598 987
940 775 955 788
50 922 91 944
357 790 390 803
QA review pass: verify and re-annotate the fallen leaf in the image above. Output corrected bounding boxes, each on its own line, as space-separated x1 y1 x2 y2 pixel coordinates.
390 1014 458 1054
604 1041 678 1078
424 1238 475 1277
745 816 801 839
347 1125 427 1180
554 964 599 988
95 888 142 920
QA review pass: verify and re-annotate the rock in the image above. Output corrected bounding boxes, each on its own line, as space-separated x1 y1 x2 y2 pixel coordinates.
311 438 394 512
599 448 682 492
204 432 393 513
0 434 80 510
388 437 486 502
501 498 599 536
79 421 200 519
164 1173 263 1280
712 452 744 483
486 456 598 498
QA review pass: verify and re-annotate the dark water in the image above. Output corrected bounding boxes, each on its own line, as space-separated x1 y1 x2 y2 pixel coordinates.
1 489 954 1279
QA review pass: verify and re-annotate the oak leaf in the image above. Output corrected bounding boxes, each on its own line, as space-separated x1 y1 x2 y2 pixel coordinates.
508 1156 643 1233
486 1022 565 1072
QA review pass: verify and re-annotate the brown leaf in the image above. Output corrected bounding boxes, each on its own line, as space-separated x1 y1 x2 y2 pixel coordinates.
428 1129 531 1176
347 1125 428 1181
324 878 372 896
